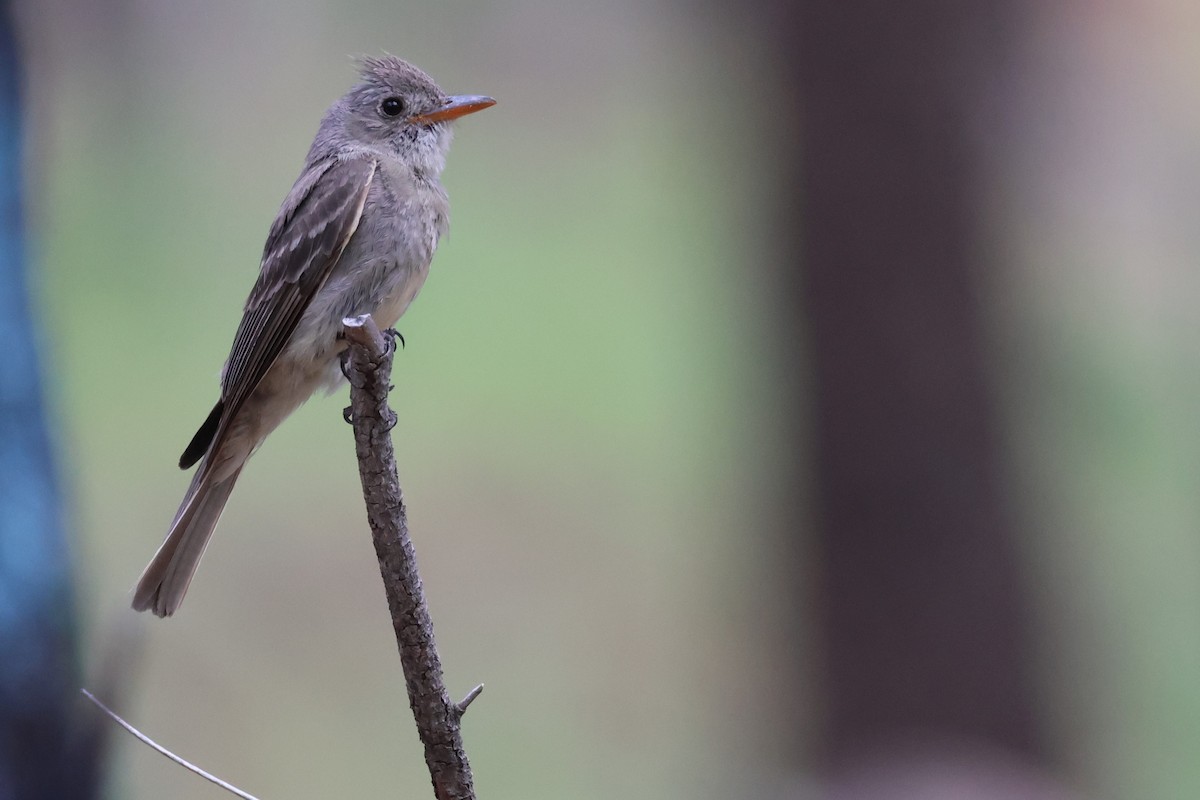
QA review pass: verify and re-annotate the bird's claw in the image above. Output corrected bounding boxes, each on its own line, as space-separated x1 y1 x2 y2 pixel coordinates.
345 405 396 431
383 328 405 354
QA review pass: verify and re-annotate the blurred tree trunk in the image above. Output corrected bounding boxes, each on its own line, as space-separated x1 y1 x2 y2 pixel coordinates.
762 0 1048 776
0 4 102 798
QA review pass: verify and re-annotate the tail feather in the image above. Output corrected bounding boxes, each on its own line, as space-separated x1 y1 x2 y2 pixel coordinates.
180 401 224 469
132 464 243 617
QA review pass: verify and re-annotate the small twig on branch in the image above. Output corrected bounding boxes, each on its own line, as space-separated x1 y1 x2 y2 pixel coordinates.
456 684 485 715
342 314 479 800
80 689 261 800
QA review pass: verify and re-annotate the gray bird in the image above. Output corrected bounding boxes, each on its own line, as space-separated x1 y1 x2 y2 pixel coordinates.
133 56 494 617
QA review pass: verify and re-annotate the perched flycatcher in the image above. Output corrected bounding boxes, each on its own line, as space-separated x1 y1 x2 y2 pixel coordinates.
133 56 494 617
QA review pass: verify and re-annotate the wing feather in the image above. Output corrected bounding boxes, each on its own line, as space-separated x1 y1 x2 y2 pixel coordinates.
180 156 377 466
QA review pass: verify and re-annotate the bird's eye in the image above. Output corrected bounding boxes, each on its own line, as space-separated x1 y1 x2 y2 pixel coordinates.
380 97 405 117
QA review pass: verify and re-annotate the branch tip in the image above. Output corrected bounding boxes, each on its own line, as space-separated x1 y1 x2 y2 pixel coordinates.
341 314 387 356
456 683 485 715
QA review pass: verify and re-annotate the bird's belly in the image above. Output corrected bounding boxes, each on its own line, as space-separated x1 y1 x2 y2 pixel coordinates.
371 264 428 330
289 254 421 340
275 254 429 398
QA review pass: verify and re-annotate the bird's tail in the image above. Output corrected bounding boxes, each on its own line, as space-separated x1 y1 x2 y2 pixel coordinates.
132 463 243 617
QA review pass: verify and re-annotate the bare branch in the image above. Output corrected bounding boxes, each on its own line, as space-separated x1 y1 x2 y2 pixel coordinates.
80 689 261 800
342 314 479 800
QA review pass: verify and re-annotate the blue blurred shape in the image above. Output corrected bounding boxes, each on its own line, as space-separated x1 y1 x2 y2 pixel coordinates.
0 3 97 798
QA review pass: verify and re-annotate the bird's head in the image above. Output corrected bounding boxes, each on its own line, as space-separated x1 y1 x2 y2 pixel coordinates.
313 55 494 176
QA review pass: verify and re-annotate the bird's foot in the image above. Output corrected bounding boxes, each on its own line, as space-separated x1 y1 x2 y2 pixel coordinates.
383 328 405 354
345 405 398 431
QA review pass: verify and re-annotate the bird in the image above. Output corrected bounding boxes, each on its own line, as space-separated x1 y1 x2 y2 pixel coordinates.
132 55 494 616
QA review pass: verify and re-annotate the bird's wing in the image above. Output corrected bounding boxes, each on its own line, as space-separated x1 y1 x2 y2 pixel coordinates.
219 156 376 435
178 156 378 469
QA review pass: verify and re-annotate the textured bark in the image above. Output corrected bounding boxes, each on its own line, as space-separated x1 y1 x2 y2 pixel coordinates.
343 315 477 800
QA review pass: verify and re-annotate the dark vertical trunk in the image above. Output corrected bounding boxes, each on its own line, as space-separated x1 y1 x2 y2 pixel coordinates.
764 0 1046 770
0 4 102 798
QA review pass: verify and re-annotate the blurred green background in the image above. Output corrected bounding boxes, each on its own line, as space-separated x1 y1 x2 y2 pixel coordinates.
22 3 774 799
12 0 1200 798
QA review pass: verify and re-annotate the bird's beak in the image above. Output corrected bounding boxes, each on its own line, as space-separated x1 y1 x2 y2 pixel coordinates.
411 95 496 125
